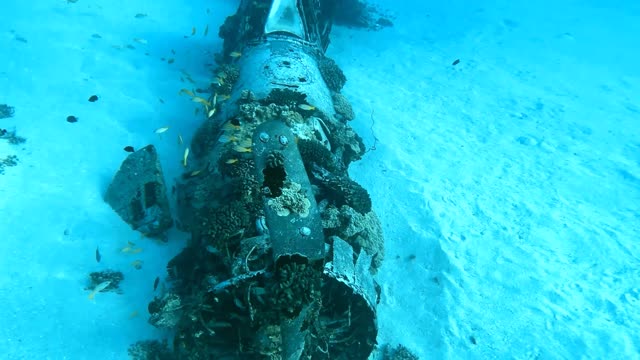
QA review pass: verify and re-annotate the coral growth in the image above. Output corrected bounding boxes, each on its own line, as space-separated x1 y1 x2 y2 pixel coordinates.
332 93 355 121
267 180 311 217
148 293 183 328
0 104 14 119
199 201 251 248
318 56 346 93
321 205 384 271
320 176 372 215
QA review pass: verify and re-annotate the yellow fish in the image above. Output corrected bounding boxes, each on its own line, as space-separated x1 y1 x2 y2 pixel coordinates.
190 169 202 176
131 259 143 269
233 145 252 153
219 94 231 101
225 158 239 164
191 27 196 35
208 108 216 118
222 122 240 131
218 134 238 143
129 310 139 319
133 38 148 45
178 88 195 97
88 281 111 300
238 138 252 148
204 24 209 36
178 134 184 145
229 51 242 58
192 96 211 107
183 147 190 167
155 126 169 134
298 104 315 111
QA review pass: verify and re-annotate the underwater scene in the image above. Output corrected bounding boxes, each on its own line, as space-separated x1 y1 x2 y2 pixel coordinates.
0 0 638 359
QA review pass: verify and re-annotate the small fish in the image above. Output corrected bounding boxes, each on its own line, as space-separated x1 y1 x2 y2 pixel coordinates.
128 240 136 246
192 96 211 107
212 93 218 107
124 146 135 152
155 126 169 134
178 134 184 145
121 245 143 254
129 310 139 318
219 94 231 101
205 245 220 254
66 115 78 123
225 158 239 164
189 169 202 177
238 138 252 148
131 259 143 269
158 98 164 104
134 13 147 18
218 134 238 143
88 95 99 102
167 58 175 64
95 247 101 262
178 88 195 97
191 27 196 36
183 148 190 167
207 108 216 118
229 51 242 58
233 145 252 153
88 280 111 300
153 276 160 291
194 107 200 116
298 104 315 111
91 34 102 39
133 38 148 45
452 59 460 66
204 24 209 36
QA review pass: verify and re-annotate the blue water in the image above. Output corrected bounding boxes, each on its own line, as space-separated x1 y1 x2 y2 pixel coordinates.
1 1 639 359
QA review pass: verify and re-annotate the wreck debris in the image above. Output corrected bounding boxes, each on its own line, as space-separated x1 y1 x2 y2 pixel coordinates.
104 145 173 239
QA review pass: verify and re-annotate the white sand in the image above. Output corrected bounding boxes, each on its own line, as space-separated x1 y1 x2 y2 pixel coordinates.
0 0 638 358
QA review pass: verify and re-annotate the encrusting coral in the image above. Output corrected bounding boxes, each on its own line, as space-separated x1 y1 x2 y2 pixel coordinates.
267 180 311 217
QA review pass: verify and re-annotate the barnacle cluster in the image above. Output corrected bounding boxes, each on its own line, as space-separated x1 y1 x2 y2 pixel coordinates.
267 180 311 217
318 56 346 93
